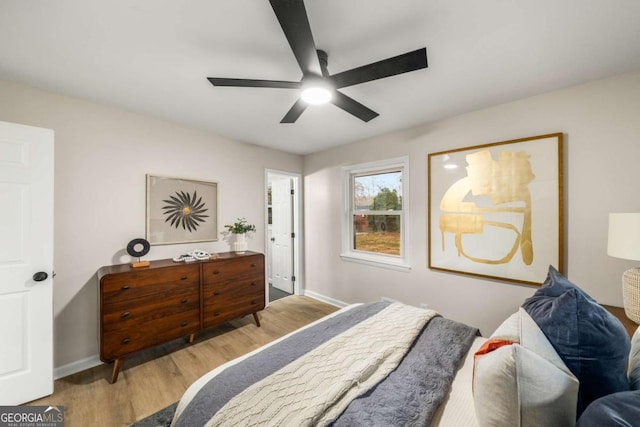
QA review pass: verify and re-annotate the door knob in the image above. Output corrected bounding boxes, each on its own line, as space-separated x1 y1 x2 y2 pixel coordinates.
33 271 48 282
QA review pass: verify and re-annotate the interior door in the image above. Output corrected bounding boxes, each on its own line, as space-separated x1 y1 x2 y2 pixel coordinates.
271 177 294 294
0 120 54 405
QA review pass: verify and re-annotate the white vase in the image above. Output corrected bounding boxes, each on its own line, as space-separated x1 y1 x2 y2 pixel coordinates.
233 233 248 254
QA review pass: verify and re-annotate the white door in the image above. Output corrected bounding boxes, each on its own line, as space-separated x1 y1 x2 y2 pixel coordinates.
271 178 294 294
0 121 54 405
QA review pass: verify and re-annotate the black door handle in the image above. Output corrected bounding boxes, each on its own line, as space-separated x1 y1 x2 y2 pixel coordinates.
33 272 48 282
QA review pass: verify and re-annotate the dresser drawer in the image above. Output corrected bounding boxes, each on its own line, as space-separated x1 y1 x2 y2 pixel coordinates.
201 255 264 285
203 296 265 329
102 284 199 332
203 276 263 304
101 264 199 304
101 309 200 361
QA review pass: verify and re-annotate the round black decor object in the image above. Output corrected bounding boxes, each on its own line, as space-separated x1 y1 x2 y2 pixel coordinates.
126 238 150 258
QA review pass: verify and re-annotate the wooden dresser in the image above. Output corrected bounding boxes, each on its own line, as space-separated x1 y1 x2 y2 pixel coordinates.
98 251 265 383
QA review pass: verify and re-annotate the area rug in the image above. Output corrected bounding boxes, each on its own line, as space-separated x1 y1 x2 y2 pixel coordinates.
128 402 177 427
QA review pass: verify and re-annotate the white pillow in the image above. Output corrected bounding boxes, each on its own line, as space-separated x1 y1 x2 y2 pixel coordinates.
473 308 579 427
629 326 640 390
489 310 520 342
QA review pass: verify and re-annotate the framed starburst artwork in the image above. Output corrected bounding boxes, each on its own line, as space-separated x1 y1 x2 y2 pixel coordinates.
146 175 218 245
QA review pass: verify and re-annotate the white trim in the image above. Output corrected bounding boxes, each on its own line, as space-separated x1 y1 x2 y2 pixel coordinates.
339 253 411 272
303 290 349 308
53 355 101 380
342 156 408 175
341 156 411 269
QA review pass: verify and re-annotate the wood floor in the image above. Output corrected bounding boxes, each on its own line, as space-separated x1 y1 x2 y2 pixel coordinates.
28 296 339 427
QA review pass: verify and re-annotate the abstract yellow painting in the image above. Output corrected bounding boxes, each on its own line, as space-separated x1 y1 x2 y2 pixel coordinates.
428 133 563 286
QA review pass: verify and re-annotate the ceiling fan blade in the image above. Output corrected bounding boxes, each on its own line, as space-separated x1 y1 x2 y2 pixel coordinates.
269 0 322 76
329 48 428 89
331 91 379 122
280 98 308 123
207 77 300 89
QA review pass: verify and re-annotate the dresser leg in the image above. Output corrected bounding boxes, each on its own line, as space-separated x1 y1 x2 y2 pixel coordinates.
110 359 122 384
188 333 195 343
252 312 261 327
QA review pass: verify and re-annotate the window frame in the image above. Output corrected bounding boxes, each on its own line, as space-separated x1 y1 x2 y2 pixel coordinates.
340 156 411 271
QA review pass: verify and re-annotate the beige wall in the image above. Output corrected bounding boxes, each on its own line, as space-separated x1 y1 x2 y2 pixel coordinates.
0 79 303 370
303 71 640 336
2 71 639 371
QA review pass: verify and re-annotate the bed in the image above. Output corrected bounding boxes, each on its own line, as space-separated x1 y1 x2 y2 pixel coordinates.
170 266 638 427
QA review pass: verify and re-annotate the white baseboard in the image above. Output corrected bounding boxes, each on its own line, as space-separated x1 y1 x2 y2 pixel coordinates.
54 355 101 380
303 290 349 308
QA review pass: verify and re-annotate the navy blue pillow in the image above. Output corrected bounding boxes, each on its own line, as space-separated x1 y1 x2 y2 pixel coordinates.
576 390 640 427
522 266 631 418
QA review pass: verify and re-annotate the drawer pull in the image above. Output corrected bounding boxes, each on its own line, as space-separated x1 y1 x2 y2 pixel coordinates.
251 263 257 268
122 285 130 290
181 298 188 304
213 291 221 296
251 300 257 305
120 312 130 318
181 276 188 280
181 321 188 327
212 270 220 275
251 282 257 286
121 338 130 344
214 311 220 316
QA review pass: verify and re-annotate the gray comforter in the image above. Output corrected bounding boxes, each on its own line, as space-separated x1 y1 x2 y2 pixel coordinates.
173 302 478 427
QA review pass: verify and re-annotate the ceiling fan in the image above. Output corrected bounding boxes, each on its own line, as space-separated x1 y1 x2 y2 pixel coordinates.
207 0 428 123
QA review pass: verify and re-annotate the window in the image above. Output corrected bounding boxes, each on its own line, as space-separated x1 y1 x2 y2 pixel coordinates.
341 157 410 270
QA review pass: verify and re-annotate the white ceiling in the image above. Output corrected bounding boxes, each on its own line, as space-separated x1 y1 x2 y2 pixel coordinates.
1 1 640 155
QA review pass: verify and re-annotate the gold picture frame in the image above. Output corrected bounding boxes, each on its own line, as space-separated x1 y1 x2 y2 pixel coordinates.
428 133 563 286
146 174 218 245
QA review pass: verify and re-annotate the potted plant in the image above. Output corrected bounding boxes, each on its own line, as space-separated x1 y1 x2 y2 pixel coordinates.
224 217 256 254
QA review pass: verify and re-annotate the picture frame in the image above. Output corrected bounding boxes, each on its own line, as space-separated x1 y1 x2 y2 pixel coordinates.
146 174 218 245
428 133 563 286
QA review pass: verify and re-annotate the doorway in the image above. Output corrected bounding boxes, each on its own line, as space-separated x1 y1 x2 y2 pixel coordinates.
265 170 301 303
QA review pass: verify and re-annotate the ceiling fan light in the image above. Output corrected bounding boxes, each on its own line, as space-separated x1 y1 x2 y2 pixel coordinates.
301 86 332 105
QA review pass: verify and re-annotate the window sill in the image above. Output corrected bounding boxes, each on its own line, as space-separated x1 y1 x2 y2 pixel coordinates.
339 253 411 272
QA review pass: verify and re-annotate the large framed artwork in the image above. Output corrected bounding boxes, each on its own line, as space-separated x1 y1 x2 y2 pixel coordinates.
146 175 218 245
428 133 563 286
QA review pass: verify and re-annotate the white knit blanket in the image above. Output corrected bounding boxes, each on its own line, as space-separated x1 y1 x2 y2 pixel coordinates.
206 303 438 427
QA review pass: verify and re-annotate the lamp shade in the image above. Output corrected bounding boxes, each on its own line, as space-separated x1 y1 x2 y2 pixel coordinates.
608 213 640 261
